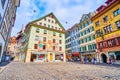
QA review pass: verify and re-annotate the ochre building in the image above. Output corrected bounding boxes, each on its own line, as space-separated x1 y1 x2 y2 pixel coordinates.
92 0 120 64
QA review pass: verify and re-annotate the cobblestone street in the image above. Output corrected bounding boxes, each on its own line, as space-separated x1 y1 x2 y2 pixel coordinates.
0 62 120 80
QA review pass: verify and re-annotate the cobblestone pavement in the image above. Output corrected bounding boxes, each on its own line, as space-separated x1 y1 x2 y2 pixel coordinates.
0 62 120 80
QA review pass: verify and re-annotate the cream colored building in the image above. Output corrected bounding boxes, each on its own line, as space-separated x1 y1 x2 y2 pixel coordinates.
24 13 66 62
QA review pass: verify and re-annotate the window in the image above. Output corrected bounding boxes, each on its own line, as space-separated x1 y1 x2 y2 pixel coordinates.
104 25 112 34
0 13 2 23
43 37 46 42
36 28 40 33
48 25 50 28
95 21 100 26
34 44 38 49
55 27 57 30
1 0 6 9
44 30 47 34
113 9 120 17
44 24 46 27
96 30 102 37
107 40 112 47
52 20 54 23
51 26 54 29
53 32 56 36
43 45 46 50
48 19 50 22
91 26 94 31
118 37 120 44
53 39 56 43
59 33 62 37
111 39 116 46
59 40 62 44
59 47 62 51
115 20 120 29
53 46 55 50
35 35 39 41
103 16 108 22
39 22 42 25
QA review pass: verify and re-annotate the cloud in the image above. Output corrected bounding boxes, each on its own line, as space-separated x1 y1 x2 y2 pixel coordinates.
11 0 106 36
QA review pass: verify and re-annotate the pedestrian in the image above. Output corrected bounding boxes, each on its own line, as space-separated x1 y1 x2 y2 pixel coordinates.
91 58 94 64
94 57 97 64
81 57 84 64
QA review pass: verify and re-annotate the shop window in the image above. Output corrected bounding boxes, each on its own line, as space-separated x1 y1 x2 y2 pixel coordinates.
103 16 108 22
113 9 120 17
115 20 120 29
36 28 40 33
34 44 38 49
115 52 120 60
43 37 46 42
43 45 46 50
53 39 56 43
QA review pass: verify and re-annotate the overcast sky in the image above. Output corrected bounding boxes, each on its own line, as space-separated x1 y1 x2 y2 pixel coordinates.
11 0 106 36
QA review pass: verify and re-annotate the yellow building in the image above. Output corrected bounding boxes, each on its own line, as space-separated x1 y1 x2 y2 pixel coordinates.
24 13 66 62
92 0 120 64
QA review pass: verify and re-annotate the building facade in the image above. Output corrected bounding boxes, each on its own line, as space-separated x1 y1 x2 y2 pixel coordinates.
92 0 120 64
24 13 66 62
65 24 80 61
0 0 20 62
78 13 97 62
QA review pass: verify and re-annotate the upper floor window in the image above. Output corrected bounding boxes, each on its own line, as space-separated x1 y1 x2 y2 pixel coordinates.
96 30 102 37
55 27 57 30
43 37 46 42
35 35 39 41
59 33 62 37
113 9 120 17
34 44 38 49
44 30 47 34
43 45 46 50
48 19 50 22
95 21 100 26
53 46 55 50
59 40 62 44
36 28 40 33
103 25 112 34
1 0 6 9
44 18 46 21
59 47 62 51
53 32 56 36
48 25 50 28
53 39 56 43
44 23 46 27
115 20 120 29
103 16 108 22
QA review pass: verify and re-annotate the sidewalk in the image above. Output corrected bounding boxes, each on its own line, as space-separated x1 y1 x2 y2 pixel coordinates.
0 62 9 73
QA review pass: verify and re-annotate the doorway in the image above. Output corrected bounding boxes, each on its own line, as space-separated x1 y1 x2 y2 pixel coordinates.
101 54 107 63
50 53 53 61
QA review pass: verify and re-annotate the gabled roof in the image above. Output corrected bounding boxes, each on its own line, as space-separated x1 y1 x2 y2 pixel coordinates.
30 12 65 31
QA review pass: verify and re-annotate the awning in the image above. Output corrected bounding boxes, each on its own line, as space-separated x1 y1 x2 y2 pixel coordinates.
72 52 80 57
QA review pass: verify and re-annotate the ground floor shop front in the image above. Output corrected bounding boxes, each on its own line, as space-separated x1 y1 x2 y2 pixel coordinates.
81 52 98 62
99 51 120 64
29 51 66 62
